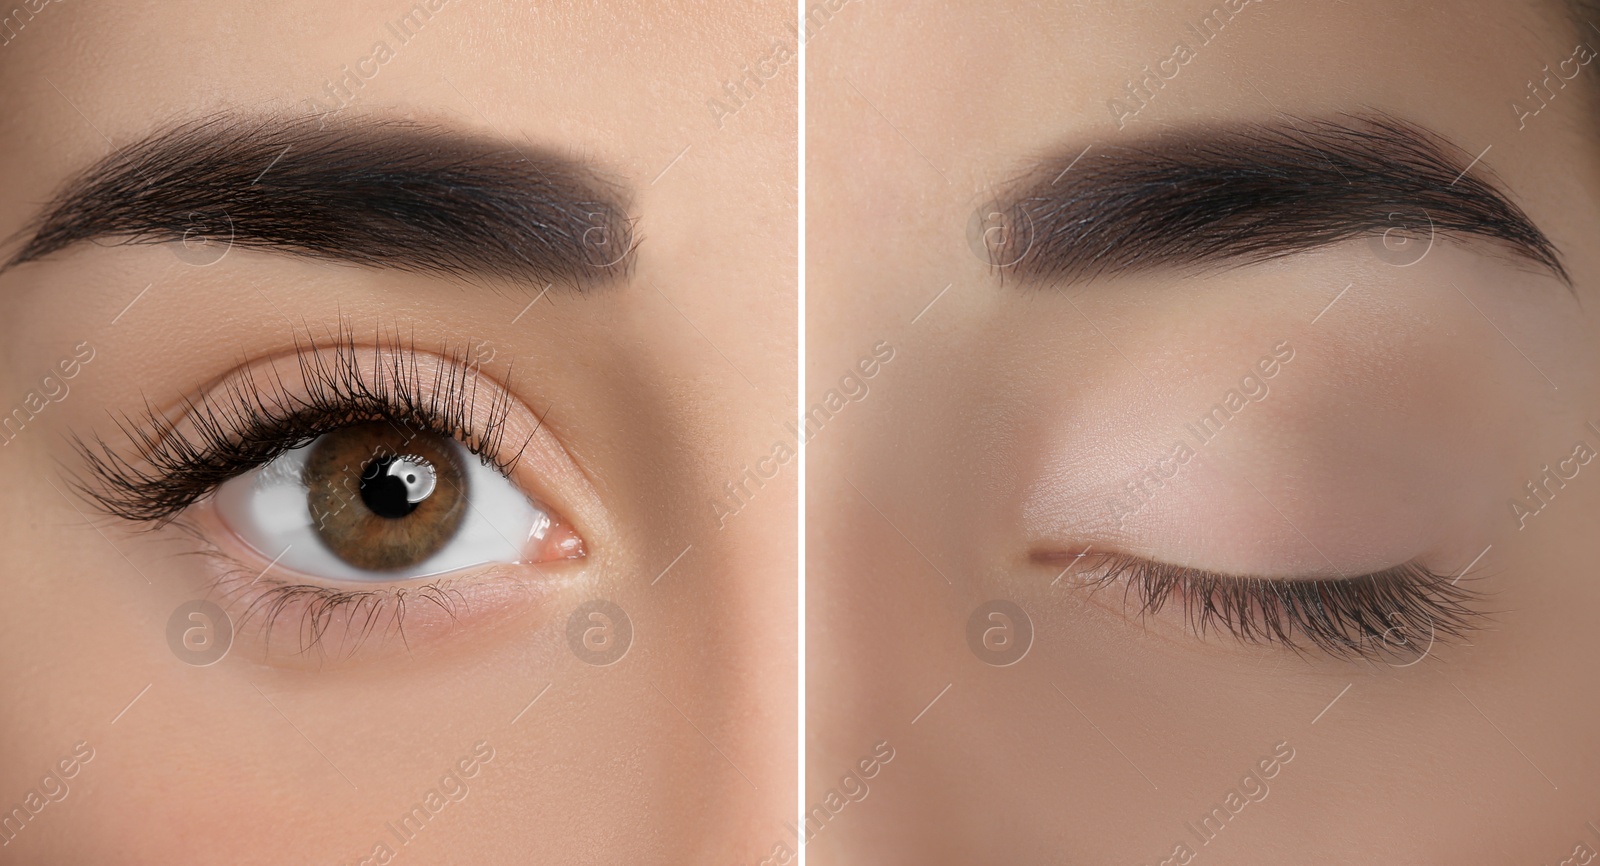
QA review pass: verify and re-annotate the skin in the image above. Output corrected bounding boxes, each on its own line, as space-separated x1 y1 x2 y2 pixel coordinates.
809 0 1600 863
0 1 795 864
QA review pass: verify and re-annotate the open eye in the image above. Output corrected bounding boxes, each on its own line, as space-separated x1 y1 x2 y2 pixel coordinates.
212 421 583 581
70 336 600 662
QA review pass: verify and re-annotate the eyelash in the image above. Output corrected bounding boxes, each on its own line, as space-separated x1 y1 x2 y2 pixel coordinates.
74 328 525 524
73 330 533 659
1079 553 1487 661
191 552 494 659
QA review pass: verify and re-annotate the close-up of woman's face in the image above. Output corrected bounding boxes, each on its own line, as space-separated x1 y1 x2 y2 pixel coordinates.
7 0 1600 862
0 2 795 863
808 0 1600 863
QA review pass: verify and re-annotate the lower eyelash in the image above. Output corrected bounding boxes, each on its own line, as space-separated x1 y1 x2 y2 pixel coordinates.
192 535 525 661
219 570 464 660
1082 554 1489 661
160 505 549 661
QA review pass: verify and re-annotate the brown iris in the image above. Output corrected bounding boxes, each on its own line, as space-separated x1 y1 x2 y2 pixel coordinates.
304 423 467 571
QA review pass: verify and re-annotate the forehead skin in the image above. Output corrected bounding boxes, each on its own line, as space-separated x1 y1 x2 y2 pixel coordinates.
0 1 794 864
809 1 1600 864
809 0 1599 293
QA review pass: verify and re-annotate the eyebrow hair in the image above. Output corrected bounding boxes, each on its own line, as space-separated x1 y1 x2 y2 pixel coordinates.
2 114 636 288
987 114 1568 285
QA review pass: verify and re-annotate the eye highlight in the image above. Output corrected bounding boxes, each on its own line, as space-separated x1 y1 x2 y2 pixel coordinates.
1055 551 1488 661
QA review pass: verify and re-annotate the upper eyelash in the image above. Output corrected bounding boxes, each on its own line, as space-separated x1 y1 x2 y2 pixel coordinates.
1082 553 1488 661
72 327 527 524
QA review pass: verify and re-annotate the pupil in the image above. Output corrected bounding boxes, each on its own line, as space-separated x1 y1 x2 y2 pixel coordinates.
360 456 422 519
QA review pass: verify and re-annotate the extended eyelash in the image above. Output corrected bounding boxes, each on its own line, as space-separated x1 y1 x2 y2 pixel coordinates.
1083 554 1488 661
73 327 527 524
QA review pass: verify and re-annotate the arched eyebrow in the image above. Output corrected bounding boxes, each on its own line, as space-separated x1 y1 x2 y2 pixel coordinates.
986 114 1569 286
1 113 636 289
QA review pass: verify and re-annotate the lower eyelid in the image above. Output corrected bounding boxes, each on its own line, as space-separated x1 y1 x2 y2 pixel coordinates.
174 507 579 668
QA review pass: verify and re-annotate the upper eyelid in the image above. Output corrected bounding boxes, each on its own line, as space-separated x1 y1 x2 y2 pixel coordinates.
1038 548 1372 583
1077 549 1477 593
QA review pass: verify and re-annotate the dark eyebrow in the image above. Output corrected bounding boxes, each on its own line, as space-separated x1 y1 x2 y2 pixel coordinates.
986 114 1568 286
2 114 636 288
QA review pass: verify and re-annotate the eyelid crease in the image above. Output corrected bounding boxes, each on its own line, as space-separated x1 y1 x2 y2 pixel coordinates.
1072 550 1489 661
71 325 529 525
